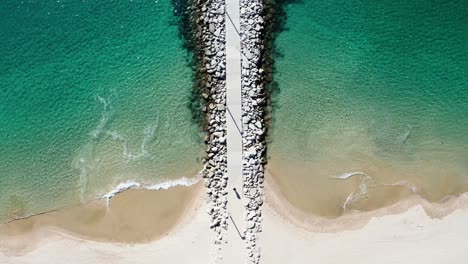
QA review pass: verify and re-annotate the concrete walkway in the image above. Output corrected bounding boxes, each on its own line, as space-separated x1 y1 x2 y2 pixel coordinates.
224 0 246 263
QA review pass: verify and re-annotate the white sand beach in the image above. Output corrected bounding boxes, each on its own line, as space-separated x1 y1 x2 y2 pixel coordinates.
1 184 468 264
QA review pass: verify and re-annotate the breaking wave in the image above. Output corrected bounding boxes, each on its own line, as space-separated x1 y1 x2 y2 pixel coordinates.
101 169 205 208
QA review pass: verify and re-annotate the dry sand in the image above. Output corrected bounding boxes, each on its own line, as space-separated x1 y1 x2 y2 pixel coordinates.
261 196 468 264
1 180 468 264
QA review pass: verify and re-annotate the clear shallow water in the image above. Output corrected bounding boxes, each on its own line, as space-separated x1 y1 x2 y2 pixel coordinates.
0 1 203 222
269 0 468 217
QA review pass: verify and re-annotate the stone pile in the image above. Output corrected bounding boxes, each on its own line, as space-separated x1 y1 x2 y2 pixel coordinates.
240 0 267 263
191 0 229 250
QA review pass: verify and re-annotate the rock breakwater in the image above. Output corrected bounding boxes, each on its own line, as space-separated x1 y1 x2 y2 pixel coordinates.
240 0 267 263
190 0 229 251
173 0 228 253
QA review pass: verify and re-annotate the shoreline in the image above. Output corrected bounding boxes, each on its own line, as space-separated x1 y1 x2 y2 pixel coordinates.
260 189 468 264
0 181 204 255
265 169 468 233
2 181 468 263
266 155 468 217
2 170 205 226
1 163 466 255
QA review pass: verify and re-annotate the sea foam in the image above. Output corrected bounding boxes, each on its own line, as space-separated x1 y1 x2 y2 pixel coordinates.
331 171 369 180
90 95 110 139
332 171 418 211
101 165 206 208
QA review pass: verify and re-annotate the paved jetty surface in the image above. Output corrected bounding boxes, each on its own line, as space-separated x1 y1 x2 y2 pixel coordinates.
224 0 247 263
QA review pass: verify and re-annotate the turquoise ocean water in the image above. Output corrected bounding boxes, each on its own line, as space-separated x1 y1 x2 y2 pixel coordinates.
0 0 203 222
269 0 468 216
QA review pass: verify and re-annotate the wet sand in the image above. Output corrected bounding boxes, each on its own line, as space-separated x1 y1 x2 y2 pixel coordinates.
267 155 468 218
265 167 468 232
0 182 203 254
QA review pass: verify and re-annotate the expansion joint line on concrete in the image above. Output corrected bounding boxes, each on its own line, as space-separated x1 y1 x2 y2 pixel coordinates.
226 106 243 136
225 8 241 37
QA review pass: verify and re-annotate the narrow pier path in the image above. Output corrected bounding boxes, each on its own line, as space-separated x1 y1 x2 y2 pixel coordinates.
224 0 246 262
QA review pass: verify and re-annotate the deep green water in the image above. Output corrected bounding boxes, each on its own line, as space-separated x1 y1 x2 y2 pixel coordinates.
0 0 203 222
269 0 468 216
